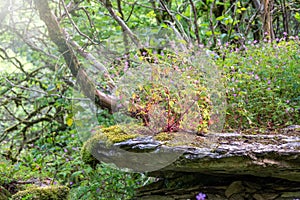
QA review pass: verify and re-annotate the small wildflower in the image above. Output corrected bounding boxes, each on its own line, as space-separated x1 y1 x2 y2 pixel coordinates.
286 100 290 104
255 74 259 80
268 80 271 84
72 147 78 151
267 87 271 90
196 192 206 200
233 94 237 97
70 182 73 185
64 148 68 153
283 32 287 36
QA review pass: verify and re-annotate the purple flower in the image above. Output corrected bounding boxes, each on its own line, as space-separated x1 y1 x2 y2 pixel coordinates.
254 74 259 80
268 80 271 84
283 32 287 36
196 192 206 200
233 94 237 97
70 182 73 185
64 148 68 153
72 147 78 151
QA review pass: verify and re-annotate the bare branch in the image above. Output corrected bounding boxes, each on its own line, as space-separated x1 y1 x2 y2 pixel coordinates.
100 0 141 48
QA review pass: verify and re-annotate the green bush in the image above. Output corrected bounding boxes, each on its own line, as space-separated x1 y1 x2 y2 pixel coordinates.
218 39 300 130
68 163 149 200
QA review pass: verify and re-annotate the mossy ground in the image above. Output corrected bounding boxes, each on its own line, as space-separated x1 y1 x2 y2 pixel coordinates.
11 185 69 200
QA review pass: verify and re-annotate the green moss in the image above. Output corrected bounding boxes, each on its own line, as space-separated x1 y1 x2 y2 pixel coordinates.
81 124 147 167
0 186 11 200
11 186 69 200
154 132 174 141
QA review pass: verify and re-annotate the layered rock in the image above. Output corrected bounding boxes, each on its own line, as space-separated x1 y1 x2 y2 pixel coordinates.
82 126 300 199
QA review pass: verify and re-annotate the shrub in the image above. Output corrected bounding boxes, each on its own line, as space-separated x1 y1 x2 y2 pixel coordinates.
218 38 300 130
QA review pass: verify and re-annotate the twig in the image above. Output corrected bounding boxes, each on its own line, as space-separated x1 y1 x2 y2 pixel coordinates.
189 0 200 44
61 0 98 44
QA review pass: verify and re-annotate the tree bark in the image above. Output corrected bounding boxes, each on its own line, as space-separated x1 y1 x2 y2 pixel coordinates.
34 0 117 111
262 0 275 40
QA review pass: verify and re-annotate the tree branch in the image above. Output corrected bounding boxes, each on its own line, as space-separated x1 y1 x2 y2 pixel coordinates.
34 0 117 111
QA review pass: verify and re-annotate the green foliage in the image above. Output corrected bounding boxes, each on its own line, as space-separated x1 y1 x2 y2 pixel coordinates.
0 186 11 200
218 39 300 130
68 163 148 200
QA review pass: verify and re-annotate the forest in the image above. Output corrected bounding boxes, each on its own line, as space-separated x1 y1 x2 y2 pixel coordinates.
0 0 299 199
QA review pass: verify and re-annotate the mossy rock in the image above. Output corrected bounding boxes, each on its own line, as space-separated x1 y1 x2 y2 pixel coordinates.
11 186 69 200
0 186 11 200
81 124 149 167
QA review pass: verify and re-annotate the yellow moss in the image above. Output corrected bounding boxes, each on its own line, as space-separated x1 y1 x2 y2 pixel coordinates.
154 132 174 141
81 124 148 167
11 186 69 200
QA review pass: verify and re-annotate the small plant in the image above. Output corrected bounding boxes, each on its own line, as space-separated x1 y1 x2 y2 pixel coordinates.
68 163 149 200
116 49 214 134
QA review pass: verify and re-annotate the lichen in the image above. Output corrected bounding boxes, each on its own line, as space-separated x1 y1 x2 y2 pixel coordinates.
11 186 69 200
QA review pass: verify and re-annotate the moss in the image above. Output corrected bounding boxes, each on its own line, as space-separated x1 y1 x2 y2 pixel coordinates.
11 186 69 200
81 124 148 167
0 186 11 200
154 132 174 141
